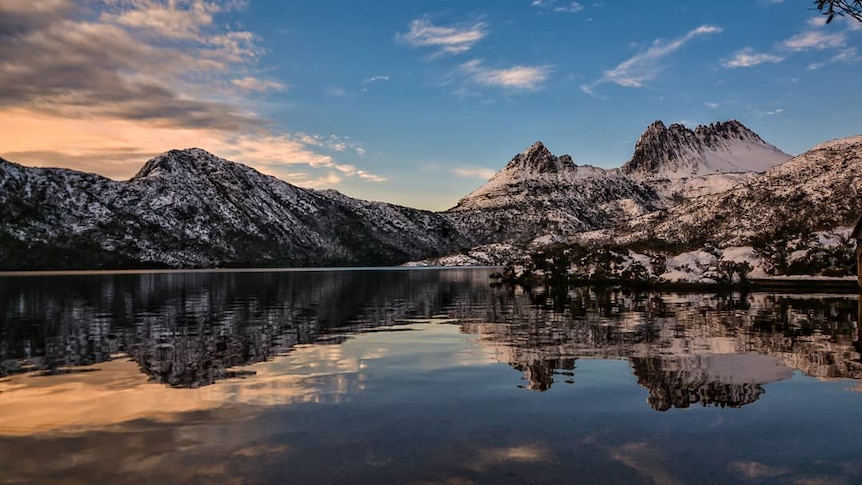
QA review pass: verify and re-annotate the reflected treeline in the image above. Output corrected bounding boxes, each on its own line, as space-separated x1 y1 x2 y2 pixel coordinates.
457 286 862 410
1 270 860 411
0 269 490 387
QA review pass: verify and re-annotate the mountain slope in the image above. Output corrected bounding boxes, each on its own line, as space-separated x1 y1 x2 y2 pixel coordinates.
444 142 662 245
0 149 471 269
603 135 862 249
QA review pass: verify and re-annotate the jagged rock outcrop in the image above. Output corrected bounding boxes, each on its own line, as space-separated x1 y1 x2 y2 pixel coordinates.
0 148 472 269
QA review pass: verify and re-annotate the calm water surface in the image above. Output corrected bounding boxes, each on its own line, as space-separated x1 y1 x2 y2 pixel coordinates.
1 268 860 484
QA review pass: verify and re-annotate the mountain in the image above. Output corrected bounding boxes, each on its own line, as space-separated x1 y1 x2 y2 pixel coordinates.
0 148 471 269
442 120 786 247
0 119 820 271
600 134 862 250
622 120 791 180
621 120 793 206
444 142 661 245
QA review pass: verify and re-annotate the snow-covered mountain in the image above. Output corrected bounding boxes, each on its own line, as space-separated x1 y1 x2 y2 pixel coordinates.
622 120 791 180
444 141 661 245
599 134 862 249
622 120 792 205
0 148 471 269
441 120 788 247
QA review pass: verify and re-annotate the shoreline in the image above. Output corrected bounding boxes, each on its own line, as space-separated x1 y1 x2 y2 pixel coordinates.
493 274 861 293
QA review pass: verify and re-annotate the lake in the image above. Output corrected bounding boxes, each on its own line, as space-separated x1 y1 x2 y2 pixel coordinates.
1 268 860 484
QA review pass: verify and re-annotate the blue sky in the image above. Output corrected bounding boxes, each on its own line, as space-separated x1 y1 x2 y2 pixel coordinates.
1 1 860 210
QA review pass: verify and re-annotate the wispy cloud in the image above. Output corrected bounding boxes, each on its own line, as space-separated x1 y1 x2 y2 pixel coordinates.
460 60 552 91
721 48 785 68
807 16 829 27
232 77 286 93
581 25 722 93
808 47 862 69
451 166 497 179
363 75 390 83
705 101 720 108
729 461 789 480
296 133 366 156
0 0 383 189
532 0 584 13
781 30 846 51
751 107 784 117
721 19 853 71
396 18 488 57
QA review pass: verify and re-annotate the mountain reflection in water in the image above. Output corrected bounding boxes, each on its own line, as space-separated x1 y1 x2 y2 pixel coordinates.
1 269 859 413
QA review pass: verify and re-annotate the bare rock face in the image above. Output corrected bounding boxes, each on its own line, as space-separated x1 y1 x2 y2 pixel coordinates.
503 141 577 174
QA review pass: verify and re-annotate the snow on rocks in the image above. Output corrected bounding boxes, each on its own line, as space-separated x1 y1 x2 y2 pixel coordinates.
498 227 855 287
403 243 523 267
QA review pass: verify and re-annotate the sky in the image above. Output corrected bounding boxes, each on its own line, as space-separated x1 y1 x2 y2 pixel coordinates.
1 0 861 211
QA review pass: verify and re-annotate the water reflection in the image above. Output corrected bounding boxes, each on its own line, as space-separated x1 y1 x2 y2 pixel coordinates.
0 270 483 387
2 269 862 484
460 286 861 409
1 270 860 413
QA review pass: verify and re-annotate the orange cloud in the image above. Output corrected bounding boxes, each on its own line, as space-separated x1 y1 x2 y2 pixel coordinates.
0 0 386 189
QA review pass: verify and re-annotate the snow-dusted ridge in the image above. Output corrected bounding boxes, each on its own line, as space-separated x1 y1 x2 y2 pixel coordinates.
441 120 790 249
443 140 661 245
609 133 862 250
511 134 862 284
0 148 472 270
414 131 862 277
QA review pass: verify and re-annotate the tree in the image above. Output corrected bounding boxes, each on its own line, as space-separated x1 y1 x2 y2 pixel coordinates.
815 0 862 23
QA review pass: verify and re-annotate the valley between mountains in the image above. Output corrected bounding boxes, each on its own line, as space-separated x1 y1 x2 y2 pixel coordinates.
2 120 861 283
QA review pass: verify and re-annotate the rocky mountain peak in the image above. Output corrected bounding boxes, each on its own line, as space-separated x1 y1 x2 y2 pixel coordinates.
504 141 575 174
645 120 666 131
622 119 790 179
695 120 762 147
131 148 225 180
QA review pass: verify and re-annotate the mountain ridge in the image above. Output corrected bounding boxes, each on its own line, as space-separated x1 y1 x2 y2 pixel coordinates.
443 119 788 247
582 133 862 250
0 148 472 270
1 119 847 271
